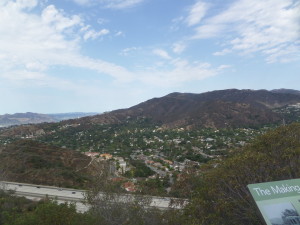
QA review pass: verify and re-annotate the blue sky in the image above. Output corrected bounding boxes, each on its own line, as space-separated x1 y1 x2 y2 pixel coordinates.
0 0 299 114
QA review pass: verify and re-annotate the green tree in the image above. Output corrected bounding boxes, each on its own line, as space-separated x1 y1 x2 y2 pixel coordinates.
84 161 183 225
184 123 300 225
5 200 96 225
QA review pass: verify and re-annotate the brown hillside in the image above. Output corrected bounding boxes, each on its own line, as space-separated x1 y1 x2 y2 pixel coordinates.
0 140 94 188
1 89 300 132
70 89 300 129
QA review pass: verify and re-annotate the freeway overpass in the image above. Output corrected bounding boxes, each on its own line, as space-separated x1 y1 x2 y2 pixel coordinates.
0 181 187 212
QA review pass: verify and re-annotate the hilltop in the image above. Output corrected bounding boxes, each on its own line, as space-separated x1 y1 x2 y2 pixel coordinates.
63 88 300 129
2 89 300 131
1 89 300 146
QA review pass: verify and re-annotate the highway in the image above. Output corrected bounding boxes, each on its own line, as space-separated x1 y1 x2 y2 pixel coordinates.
0 181 187 212
1 181 89 212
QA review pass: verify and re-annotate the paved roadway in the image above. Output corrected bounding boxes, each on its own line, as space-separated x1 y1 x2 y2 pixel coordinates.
0 181 187 212
1 181 88 212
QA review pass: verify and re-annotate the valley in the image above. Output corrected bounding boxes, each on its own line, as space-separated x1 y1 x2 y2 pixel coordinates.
1 89 300 198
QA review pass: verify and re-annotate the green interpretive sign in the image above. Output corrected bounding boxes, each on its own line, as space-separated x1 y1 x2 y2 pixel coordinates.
248 179 300 225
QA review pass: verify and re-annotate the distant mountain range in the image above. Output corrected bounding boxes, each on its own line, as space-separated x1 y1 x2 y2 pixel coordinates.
68 88 300 129
0 112 98 127
1 89 300 130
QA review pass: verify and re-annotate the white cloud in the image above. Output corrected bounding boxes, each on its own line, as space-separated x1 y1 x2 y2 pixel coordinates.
72 0 90 6
1 69 99 95
83 28 109 40
191 0 300 63
0 0 225 97
213 48 231 56
2 0 38 9
39 0 49 7
138 60 222 87
101 0 144 9
172 43 186 54
2 70 47 82
170 16 184 32
193 24 224 39
218 65 231 70
25 62 47 71
120 47 139 56
72 0 144 9
186 1 209 26
97 18 108 25
42 5 82 31
115 31 124 36
0 1 130 85
153 49 172 60
68 55 134 82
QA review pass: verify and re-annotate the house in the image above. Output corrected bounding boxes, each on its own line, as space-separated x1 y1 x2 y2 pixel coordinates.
115 157 127 173
163 159 173 165
84 152 100 157
100 153 113 160
118 161 126 173
122 182 137 192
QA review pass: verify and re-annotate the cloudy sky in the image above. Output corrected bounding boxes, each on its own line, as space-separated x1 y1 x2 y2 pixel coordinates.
0 0 299 114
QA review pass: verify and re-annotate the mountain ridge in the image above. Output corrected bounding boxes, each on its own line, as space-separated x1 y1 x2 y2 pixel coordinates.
2 89 300 131
68 88 300 129
0 112 98 127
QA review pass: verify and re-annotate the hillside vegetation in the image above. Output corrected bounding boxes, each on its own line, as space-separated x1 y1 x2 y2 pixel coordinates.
0 123 300 225
0 140 93 188
1 123 300 224
69 89 300 129
184 123 300 225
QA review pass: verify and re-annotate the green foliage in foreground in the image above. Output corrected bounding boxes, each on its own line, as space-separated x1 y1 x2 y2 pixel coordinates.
0 190 37 225
0 190 184 225
184 123 300 225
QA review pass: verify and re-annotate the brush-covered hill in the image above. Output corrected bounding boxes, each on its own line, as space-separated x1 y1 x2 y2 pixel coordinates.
66 89 300 129
0 112 98 127
1 89 300 139
0 140 98 188
0 113 56 127
184 122 300 225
